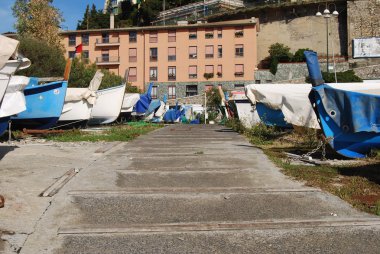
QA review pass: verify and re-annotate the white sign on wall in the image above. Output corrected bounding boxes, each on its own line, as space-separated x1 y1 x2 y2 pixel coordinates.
353 37 380 58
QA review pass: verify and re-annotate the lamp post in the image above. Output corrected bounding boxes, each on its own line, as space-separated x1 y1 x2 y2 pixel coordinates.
316 3 338 73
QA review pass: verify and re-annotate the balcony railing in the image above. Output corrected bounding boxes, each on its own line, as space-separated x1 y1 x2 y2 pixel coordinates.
235 52 244 57
150 56 158 61
96 56 120 65
205 54 214 58
150 75 157 81
189 54 197 59
95 37 120 46
168 75 176 81
168 55 176 61
189 74 197 79
235 72 244 77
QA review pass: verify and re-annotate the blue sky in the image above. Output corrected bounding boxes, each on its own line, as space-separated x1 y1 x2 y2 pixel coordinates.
0 0 105 33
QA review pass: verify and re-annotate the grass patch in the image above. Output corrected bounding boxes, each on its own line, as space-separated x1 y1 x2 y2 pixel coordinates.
46 123 163 142
227 119 380 216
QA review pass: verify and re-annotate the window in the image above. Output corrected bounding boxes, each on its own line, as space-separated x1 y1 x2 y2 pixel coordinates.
235 27 244 38
150 48 158 61
189 65 197 79
218 45 222 58
129 48 137 62
129 67 137 82
217 65 222 78
168 86 176 99
255 80 261 84
205 65 214 74
235 44 244 57
217 28 222 38
81 34 89 46
151 86 158 99
101 50 109 62
168 47 176 61
266 80 273 83
129 31 137 43
235 64 244 77
189 29 197 39
69 35 76 46
205 45 214 58
186 85 198 97
168 30 176 42
189 46 197 59
149 31 158 43
168 66 176 81
68 51 76 58
205 85 213 91
150 67 157 81
82 50 89 61
102 33 109 43
205 28 213 39
234 84 245 89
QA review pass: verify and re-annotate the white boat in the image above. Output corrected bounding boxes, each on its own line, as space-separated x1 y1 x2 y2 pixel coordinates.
121 93 140 113
230 91 260 129
0 76 30 118
88 83 126 125
0 35 31 105
57 70 104 128
245 83 320 129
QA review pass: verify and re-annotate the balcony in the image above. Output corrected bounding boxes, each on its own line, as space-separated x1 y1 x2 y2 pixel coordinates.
205 54 214 59
168 74 176 81
189 54 197 59
150 56 158 62
95 37 120 47
235 72 244 77
96 56 120 65
150 75 157 81
168 55 176 61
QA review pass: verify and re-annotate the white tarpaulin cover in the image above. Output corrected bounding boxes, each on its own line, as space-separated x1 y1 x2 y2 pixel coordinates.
0 35 19 70
0 75 29 118
245 83 320 129
155 101 166 117
230 92 261 128
65 70 104 104
121 93 140 112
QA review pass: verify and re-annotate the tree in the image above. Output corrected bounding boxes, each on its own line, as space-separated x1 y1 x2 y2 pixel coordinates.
12 0 64 49
69 58 140 93
77 4 110 30
268 43 293 62
16 36 66 77
293 48 312 62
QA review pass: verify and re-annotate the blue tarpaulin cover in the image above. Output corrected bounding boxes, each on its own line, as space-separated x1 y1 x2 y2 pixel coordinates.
315 85 380 133
145 99 162 116
163 102 184 122
135 83 153 114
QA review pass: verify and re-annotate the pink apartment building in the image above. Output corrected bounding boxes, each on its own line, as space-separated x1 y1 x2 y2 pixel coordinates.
61 18 258 99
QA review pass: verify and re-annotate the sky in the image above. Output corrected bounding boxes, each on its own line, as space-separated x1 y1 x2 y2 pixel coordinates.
0 0 105 33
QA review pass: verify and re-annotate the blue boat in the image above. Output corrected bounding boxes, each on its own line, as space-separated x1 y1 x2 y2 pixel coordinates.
0 117 9 136
305 50 380 158
255 102 292 128
135 83 153 114
11 78 68 130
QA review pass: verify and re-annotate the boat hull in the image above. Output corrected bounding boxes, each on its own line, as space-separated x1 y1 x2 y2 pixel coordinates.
256 103 292 128
11 80 68 130
88 84 126 125
310 84 380 158
0 117 9 136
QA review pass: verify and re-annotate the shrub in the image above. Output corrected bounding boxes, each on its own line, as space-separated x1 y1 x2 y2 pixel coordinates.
16 36 66 77
293 48 312 62
269 57 278 75
203 73 214 80
268 43 293 62
305 70 362 83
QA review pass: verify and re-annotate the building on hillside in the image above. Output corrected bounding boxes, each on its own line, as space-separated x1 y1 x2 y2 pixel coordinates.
153 0 245 26
61 18 258 99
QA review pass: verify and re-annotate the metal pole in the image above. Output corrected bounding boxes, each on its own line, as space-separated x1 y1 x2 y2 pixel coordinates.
326 17 329 73
204 91 207 124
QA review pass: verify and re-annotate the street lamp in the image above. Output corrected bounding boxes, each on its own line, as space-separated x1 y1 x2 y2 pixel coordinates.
316 3 339 72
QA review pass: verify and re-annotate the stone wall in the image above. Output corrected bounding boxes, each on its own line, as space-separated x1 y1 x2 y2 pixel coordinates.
347 0 380 63
144 80 255 102
352 64 380 79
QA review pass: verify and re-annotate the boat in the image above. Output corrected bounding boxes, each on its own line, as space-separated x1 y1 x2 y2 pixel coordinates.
88 83 126 125
305 50 380 158
0 35 30 106
11 78 68 129
230 91 261 129
245 84 292 128
134 83 153 115
57 70 104 128
245 84 319 129
0 76 30 135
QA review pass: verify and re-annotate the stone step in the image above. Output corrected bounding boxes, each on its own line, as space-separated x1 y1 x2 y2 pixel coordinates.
57 221 380 254
115 170 297 188
66 192 367 226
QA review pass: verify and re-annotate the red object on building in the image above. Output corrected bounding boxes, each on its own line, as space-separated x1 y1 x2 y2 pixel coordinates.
75 44 83 54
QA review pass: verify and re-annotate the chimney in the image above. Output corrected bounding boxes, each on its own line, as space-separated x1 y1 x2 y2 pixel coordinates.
110 13 115 29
